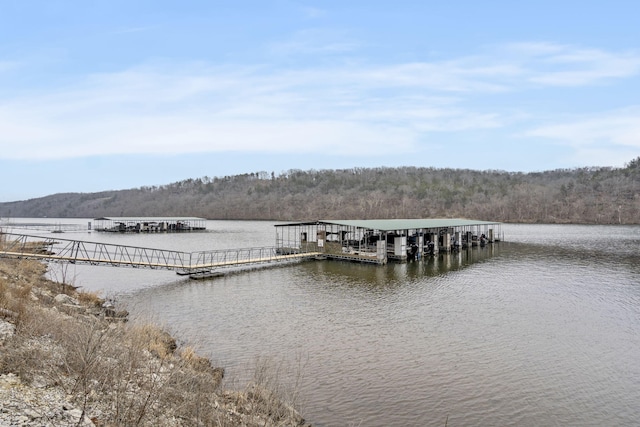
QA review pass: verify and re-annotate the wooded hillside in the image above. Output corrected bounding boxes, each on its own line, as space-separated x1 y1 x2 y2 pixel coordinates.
2 158 639 224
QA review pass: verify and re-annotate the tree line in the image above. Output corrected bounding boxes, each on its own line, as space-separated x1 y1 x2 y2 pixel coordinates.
1 158 639 224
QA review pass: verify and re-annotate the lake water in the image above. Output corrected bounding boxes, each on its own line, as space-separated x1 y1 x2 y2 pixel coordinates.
3 219 640 426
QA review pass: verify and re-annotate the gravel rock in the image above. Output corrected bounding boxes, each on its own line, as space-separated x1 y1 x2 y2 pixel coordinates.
1 258 312 427
0 319 15 343
0 374 95 427
53 294 78 305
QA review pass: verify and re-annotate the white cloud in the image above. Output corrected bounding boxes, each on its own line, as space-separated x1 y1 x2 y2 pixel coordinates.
523 107 640 148
0 114 415 159
1 41 639 164
357 61 517 92
506 42 640 86
520 107 640 167
0 61 506 160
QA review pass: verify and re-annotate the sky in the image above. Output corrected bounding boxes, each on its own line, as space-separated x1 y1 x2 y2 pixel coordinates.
1 1 639 202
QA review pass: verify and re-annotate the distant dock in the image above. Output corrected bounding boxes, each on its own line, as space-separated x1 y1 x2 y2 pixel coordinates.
93 217 207 233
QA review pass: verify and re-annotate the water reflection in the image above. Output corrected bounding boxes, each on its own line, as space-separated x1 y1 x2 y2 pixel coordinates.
299 244 503 289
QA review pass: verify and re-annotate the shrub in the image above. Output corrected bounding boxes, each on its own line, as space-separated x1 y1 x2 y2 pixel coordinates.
0 258 310 426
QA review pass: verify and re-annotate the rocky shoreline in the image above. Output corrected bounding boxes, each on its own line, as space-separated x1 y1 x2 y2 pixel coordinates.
0 257 310 426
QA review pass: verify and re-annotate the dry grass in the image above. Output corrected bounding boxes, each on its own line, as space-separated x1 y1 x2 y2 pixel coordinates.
76 289 103 307
0 262 34 323
0 257 310 426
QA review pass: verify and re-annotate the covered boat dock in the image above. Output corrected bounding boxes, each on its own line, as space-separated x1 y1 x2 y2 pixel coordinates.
276 218 502 264
93 217 207 233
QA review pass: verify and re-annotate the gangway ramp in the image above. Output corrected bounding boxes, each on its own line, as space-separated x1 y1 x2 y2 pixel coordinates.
0 233 319 278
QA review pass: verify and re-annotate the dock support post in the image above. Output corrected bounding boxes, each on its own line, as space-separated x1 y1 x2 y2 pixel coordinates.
394 236 407 261
431 234 439 254
466 231 473 248
444 232 451 252
377 240 387 264
488 228 494 243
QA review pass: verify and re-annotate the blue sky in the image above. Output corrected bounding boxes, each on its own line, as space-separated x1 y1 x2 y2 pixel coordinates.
1 1 639 202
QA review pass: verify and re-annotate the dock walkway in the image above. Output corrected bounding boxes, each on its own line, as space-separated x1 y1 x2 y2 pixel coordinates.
0 233 319 278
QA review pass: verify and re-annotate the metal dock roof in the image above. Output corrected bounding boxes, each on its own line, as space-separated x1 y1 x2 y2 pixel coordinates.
93 216 206 221
278 218 500 231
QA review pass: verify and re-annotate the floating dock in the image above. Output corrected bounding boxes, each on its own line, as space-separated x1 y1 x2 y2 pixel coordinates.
276 219 502 264
93 217 207 233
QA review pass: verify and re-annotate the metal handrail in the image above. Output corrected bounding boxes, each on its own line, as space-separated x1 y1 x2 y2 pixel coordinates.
0 233 317 273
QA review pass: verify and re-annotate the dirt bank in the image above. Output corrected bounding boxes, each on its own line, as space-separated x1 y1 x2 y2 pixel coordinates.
0 257 310 426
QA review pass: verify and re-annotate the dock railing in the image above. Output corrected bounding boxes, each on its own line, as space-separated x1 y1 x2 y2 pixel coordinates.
0 233 319 276
0 232 190 270
189 244 324 271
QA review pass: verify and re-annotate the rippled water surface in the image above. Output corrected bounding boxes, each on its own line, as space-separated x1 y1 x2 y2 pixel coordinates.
6 220 640 426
